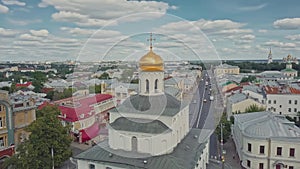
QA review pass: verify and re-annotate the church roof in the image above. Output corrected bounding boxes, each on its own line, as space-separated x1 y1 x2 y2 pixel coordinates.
139 50 164 71
110 117 171 134
110 93 183 117
74 128 207 169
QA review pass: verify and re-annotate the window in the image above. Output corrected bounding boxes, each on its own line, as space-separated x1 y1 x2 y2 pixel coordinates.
289 166 294 169
0 105 2 111
260 145 265 154
290 148 295 157
247 160 251 167
268 100 271 104
146 79 149 93
277 147 282 156
0 137 4 147
155 79 158 90
276 164 281 169
295 100 298 105
279 105 282 108
259 163 264 169
0 117 2 128
289 100 292 104
294 108 297 113
89 164 95 169
273 100 276 104
288 108 291 112
248 143 252 152
106 167 112 169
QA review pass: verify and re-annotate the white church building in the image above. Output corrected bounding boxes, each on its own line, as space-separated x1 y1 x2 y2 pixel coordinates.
74 34 210 169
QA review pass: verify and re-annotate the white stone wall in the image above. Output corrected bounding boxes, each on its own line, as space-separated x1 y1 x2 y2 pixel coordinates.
233 120 300 169
139 71 164 95
108 105 189 156
266 94 300 118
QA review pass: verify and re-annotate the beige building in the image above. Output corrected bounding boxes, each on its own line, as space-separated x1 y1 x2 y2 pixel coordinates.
233 112 300 169
215 63 240 76
226 93 266 117
0 90 36 158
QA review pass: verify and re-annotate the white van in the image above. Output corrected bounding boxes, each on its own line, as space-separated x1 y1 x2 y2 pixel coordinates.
209 96 214 101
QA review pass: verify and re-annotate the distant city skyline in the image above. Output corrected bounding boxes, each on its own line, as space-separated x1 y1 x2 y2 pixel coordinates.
1 0 300 61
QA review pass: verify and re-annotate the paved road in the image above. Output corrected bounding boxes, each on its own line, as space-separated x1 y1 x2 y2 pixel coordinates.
188 69 224 161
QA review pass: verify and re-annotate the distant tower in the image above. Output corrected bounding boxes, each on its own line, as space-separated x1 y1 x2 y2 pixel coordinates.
267 48 273 64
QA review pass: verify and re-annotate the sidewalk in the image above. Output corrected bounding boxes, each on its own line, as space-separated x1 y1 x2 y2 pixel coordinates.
223 137 242 169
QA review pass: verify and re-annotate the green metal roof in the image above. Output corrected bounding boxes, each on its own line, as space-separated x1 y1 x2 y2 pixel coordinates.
110 117 171 134
74 129 207 169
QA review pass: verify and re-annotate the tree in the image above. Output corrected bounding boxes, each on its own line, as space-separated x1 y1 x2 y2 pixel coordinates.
4 105 72 169
98 72 110 79
215 113 232 143
244 104 266 113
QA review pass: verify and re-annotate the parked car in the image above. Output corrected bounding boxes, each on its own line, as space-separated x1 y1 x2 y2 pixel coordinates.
209 96 214 101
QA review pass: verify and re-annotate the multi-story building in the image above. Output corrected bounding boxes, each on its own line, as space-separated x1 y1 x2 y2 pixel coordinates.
233 111 300 169
214 63 240 76
0 90 36 159
264 85 300 120
50 94 115 143
226 92 266 117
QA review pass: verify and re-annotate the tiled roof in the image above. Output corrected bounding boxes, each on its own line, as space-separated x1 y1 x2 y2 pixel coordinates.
58 94 112 122
39 94 113 122
16 82 32 87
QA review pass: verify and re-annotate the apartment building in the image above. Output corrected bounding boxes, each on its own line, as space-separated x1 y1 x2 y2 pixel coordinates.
264 85 300 120
233 112 300 169
0 90 36 158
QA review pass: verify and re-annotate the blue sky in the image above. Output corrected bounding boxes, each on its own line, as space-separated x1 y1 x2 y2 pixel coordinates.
1 0 300 61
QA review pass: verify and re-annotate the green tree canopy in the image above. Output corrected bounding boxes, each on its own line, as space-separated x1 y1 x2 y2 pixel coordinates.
244 104 266 113
5 105 72 169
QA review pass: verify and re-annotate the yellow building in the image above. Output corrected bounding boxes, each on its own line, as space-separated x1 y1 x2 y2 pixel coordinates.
0 90 36 158
215 63 240 76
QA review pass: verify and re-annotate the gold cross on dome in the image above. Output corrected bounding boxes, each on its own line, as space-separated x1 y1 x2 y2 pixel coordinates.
147 33 156 50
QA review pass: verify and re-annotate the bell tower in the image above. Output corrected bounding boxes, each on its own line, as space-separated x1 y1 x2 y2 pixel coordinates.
138 33 164 96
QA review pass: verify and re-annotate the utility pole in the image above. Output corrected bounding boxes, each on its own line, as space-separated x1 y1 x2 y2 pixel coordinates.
221 123 225 169
51 147 54 169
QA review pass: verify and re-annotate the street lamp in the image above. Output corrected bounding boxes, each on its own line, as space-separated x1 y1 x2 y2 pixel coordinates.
220 123 225 169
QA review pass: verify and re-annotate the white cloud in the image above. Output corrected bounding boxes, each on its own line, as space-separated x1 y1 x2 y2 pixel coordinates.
274 18 300 29
60 27 96 36
240 34 255 40
19 33 42 41
30 29 49 37
258 29 268 33
2 0 25 6
194 19 245 31
40 0 173 26
0 27 19 37
263 40 296 48
7 19 42 26
239 3 267 11
0 4 9 13
285 34 300 41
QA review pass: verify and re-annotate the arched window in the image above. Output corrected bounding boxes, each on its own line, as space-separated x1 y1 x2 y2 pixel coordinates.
146 79 149 93
132 136 137 152
155 79 158 90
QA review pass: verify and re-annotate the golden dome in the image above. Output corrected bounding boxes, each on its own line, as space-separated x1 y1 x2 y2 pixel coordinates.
139 50 164 71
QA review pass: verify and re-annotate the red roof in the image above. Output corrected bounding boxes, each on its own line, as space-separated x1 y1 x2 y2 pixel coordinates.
41 87 54 93
289 87 300 94
80 122 99 142
16 82 32 88
57 94 113 122
224 86 242 93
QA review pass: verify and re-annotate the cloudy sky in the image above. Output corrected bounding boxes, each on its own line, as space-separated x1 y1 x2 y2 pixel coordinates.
1 0 300 62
